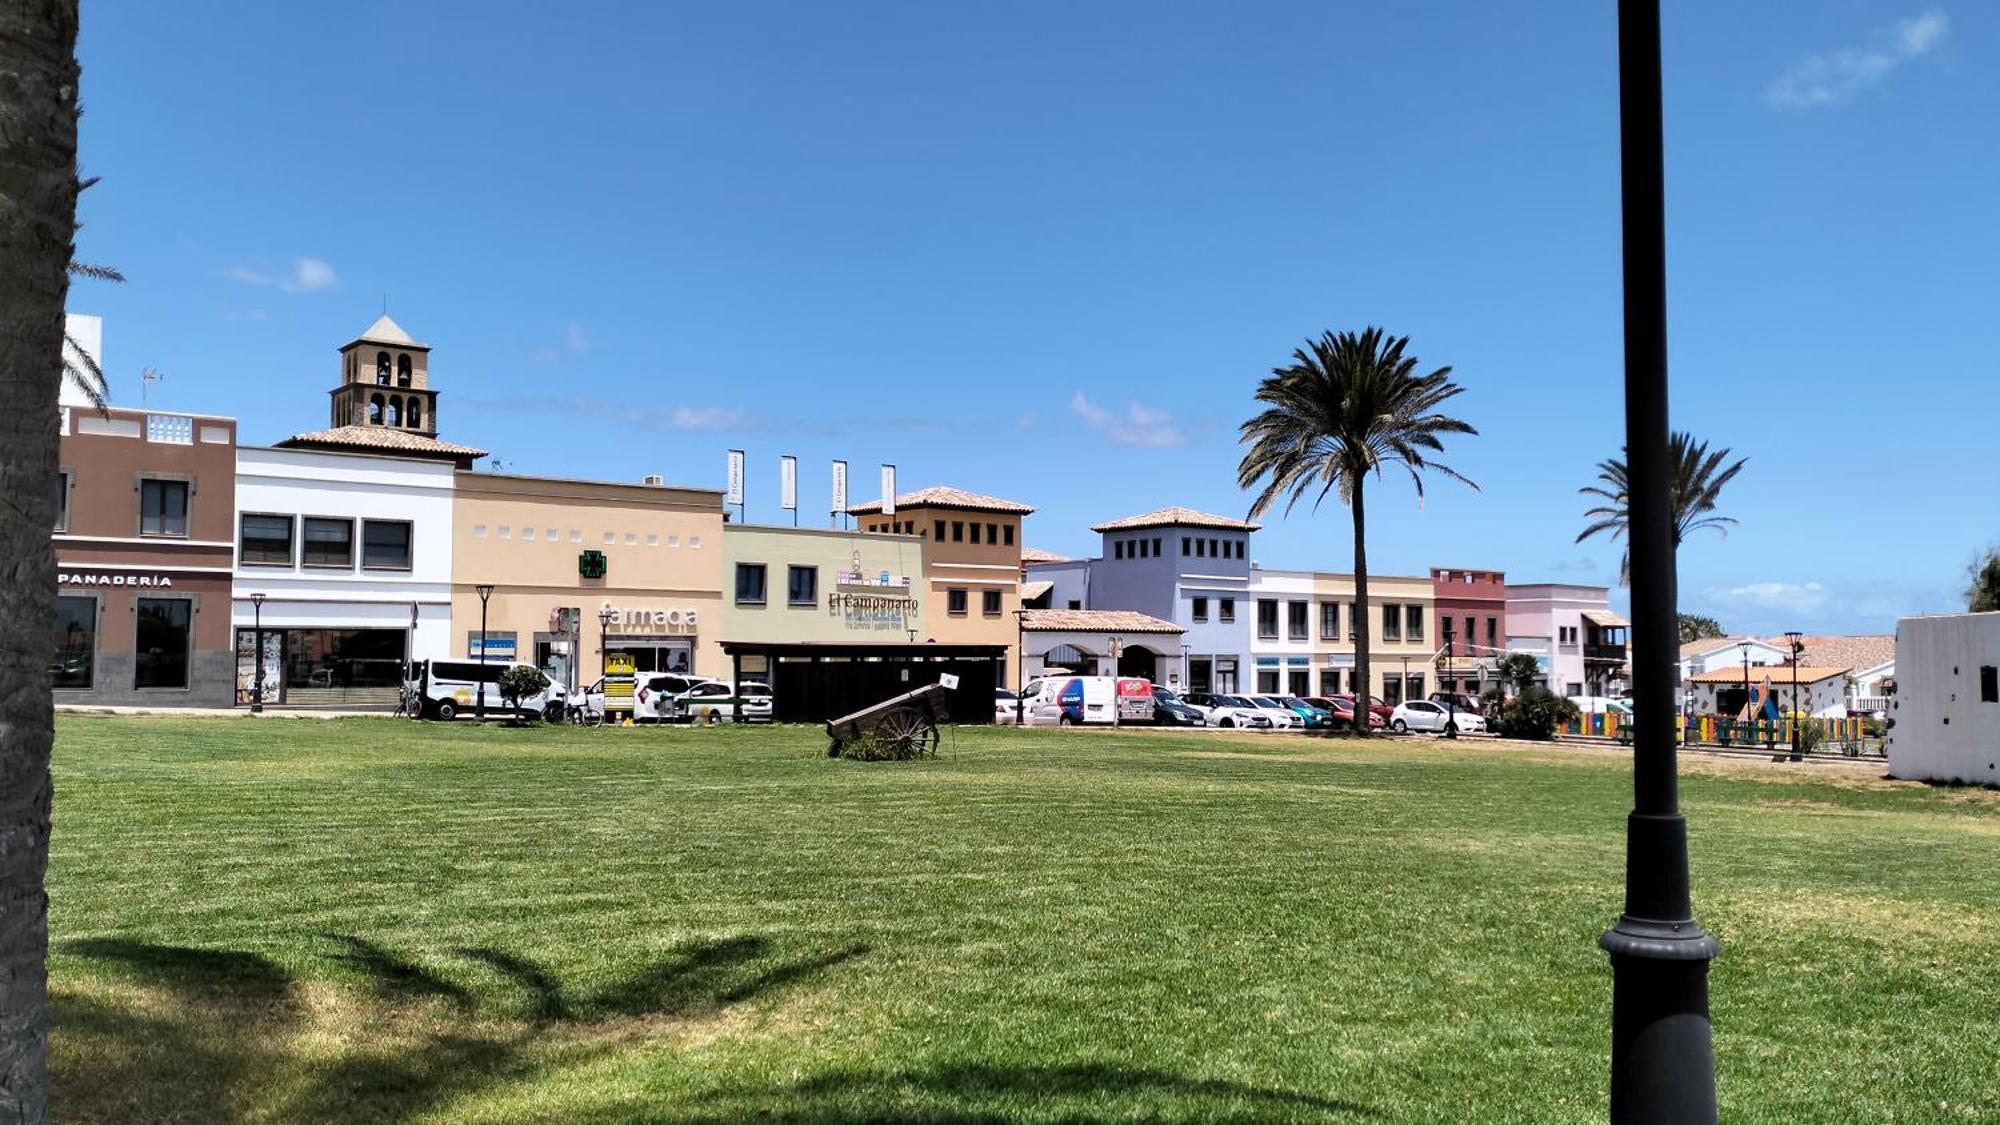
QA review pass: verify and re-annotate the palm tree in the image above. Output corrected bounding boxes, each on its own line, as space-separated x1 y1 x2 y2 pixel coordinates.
1576 432 1747 584
0 5 83 1119
1238 328 1478 735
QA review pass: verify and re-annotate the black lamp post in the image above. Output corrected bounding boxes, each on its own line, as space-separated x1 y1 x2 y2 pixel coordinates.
1442 633 1458 738
598 606 616 686
1601 3 1720 1119
249 592 266 714
1738 640 1751 742
1014 608 1028 725
474 584 494 721
1785 630 1804 760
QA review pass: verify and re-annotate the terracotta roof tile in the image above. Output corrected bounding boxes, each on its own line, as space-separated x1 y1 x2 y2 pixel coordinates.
1020 609 1184 634
848 486 1034 515
1678 635 1765 660
1089 506 1260 533
1687 664 1851 685
1020 547 1073 563
1766 634 1896 673
276 425 486 462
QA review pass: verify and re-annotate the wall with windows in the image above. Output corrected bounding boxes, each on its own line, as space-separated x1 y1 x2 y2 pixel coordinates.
721 524 925 645
233 446 456 706
855 500 1027 686
1306 571 1434 702
1889 613 2000 786
1505 583 1615 700
1247 568 1317 696
53 406 238 708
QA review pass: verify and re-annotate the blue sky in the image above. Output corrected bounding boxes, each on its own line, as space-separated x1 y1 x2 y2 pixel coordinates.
75 2 1991 635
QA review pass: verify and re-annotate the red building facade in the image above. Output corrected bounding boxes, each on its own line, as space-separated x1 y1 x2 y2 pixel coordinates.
1431 567 1507 695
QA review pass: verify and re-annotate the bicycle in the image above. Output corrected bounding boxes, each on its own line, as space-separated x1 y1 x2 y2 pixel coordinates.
562 701 603 728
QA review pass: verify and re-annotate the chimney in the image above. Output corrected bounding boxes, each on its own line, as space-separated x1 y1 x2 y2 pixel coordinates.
643 474 663 486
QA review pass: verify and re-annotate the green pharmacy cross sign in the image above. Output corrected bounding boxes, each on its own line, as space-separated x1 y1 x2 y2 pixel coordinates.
578 550 608 580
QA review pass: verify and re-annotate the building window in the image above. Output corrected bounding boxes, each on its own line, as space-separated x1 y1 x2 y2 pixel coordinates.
1192 596 1209 623
139 478 189 537
1067 599 1082 611
1288 601 1308 641
986 522 999 545
948 589 969 616
1256 599 1279 640
369 395 384 424
1194 539 1206 558
782 565 817 607
1321 602 1340 641
134 598 192 689
1219 598 1236 624
54 471 70 531
1208 538 1220 558
407 399 422 429
1236 541 1245 560
735 563 768 606
236 514 301 566
1003 525 1014 547
361 520 413 570
952 521 964 542
397 354 412 387
934 519 946 540
1257 667 1280 693
1981 666 1998 704
1566 681 1583 697
52 596 95 689
1406 673 1425 700
302 517 354 568
1383 674 1404 705
1406 605 1424 643
1151 537 1162 557
1381 603 1401 642
983 589 1002 616
1486 617 1498 651
386 398 401 427
376 352 390 385
1114 541 1124 560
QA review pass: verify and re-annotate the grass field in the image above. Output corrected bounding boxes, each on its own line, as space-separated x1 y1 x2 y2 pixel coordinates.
46 717 2000 1123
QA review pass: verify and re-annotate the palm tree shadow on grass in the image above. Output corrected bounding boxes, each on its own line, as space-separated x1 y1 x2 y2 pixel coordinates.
672 1062 1380 1123
55 933 869 1124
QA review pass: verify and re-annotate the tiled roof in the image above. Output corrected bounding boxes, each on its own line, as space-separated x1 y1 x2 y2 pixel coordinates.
1020 547 1073 564
276 425 486 462
1020 580 1055 602
1687 664 1850 685
1679 635 1764 660
348 314 424 348
848 486 1035 515
1768 634 1896 673
1020 609 1184 634
1089 506 1260 533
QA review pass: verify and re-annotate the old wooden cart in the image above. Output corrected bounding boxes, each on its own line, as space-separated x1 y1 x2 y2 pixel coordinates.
826 682 952 757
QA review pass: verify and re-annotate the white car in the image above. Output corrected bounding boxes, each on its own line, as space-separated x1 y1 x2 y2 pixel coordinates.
1181 693 1275 729
995 688 1021 725
580 673 722 722
1244 695 1300 729
678 680 774 724
1389 700 1486 735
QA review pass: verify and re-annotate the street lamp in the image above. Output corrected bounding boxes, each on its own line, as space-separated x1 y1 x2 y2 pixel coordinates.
597 606 616 687
1785 630 1804 760
1600 4 1720 1118
1738 640 1752 742
1107 635 1122 679
1014 607 1028 725
249 592 266 714
1179 643 1191 691
474 584 495 722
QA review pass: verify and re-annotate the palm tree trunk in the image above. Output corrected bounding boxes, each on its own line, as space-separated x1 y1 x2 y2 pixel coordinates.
1350 477 1369 738
0 5 82 1120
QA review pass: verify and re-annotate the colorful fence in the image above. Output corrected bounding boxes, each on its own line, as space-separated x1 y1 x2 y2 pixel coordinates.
1561 713 1868 746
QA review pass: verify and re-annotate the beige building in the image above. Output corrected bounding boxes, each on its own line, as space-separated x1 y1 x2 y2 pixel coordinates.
721 523 926 646
850 486 1034 686
1310 571 1438 702
451 472 726 688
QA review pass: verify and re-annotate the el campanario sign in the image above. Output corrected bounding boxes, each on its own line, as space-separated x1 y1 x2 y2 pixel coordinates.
58 571 174 588
828 591 917 629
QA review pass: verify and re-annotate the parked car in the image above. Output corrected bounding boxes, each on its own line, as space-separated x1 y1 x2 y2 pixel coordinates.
410 659 568 721
677 680 774 724
1306 696 1386 730
1390 699 1486 734
578 672 723 722
1427 691 1484 715
1569 695 1630 715
1149 686 1208 727
1020 675 1118 726
1277 695 1335 728
1243 695 1300 729
1181 693 1274 729
995 687 1021 725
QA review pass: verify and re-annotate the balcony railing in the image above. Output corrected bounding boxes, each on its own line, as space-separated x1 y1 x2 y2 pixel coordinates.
1584 643 1627 663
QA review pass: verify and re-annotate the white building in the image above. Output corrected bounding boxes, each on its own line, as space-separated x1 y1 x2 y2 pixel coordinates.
1887 613 2000 786
1018 609 1186 683
1247 567 1317 696
231 446 456 708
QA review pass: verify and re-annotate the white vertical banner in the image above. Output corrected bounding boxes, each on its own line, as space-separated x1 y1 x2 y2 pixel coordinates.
881 464 897 517
831 460 848 515
780 455 798 513
726 449 745 507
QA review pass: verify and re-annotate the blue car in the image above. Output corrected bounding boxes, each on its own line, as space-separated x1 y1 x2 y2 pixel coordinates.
1258 694 1336 729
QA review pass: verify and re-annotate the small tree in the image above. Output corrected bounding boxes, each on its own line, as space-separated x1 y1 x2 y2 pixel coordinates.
1677 613 1726 643
1494 653 1543 697
1967 547 2000 613
498 666 549 720
1487 687 1581 741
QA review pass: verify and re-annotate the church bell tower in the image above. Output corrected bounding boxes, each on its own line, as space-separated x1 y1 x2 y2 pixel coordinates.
331 315 439 436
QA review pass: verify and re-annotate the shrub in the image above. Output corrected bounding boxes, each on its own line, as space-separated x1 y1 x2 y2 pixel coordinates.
498 666 550 719
830 728 936 762
1489 687 1579 741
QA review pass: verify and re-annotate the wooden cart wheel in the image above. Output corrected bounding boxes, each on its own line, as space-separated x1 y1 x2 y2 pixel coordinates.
876 707 939 758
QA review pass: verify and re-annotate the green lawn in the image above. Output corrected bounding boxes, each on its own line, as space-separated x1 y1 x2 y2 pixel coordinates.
46 717 2000 1123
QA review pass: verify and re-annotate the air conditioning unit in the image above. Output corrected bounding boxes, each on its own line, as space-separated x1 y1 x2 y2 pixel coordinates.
643 474 664 486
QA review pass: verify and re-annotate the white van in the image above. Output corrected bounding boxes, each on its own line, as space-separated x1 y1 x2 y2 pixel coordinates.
1020 675 1119 726
411 659 568 721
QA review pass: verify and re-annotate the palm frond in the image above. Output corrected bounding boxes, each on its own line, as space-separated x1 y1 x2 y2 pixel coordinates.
1575 429 1746 583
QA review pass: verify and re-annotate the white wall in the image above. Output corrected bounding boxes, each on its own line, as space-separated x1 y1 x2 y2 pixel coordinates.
1888 614 2000 786
59 313 103 408
232 446 457 659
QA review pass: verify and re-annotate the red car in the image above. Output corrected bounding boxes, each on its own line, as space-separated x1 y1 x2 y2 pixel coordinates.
1306 696 1387 729
1336 694 1395 725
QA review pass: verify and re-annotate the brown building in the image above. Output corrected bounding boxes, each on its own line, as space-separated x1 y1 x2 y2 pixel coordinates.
850 486 1034 686
53 405 238 707
1431 567 1508 695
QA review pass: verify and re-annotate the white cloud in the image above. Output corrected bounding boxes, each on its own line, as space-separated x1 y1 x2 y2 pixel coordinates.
565 322 590 354
223 257 339 294
1699 581 1833 616
1069 391 1186 449
669 406 756 431
1767 8 1950 109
